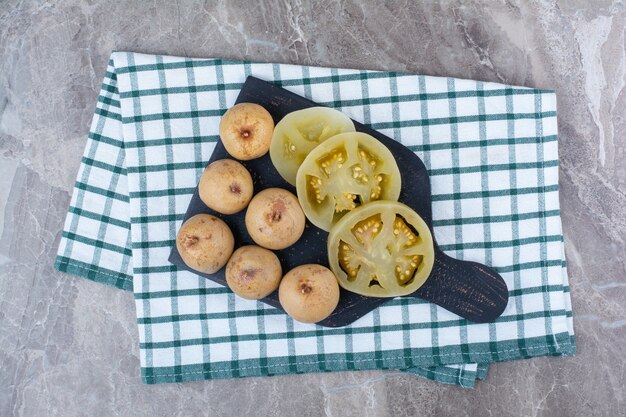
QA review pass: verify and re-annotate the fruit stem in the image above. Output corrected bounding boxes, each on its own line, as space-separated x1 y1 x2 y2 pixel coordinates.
300 282 313 294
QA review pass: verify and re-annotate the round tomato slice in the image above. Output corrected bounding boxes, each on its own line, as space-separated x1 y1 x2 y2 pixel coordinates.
327 201 434 297
296 132 401 231
270 107 356 185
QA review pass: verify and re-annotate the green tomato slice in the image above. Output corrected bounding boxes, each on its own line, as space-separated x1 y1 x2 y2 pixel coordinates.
296 132 401 232
328 201 434 298
270 107 355 185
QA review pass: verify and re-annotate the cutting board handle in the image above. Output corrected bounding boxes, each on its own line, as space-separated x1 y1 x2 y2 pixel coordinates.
412 249 509 323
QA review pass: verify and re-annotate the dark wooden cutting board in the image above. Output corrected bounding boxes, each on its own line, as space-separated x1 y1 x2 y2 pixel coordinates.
169 76 509 327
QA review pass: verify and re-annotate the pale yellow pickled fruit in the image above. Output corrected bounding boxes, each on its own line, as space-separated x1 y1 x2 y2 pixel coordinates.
270 107 355 185
245 188 305 250
220 103 274 160
176 214 234 274
226 245 282 300
296 132 401 232
278 264 340 323
199 159 253 215
327 201 434 298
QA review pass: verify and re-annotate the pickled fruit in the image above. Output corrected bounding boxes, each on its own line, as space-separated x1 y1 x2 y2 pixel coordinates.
176 214 235 274
225 245 282 300
270 107 355 185
198 159 253 215
296 132 401 231
278 264 340 323
327 201 434 297
245 188 306 250
220 103 274 160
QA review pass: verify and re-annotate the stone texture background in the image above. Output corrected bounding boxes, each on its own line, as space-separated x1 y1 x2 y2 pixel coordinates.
1 1 624 416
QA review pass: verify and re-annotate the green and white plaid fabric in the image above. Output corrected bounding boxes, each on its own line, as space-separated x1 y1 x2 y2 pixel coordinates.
55 52 575 388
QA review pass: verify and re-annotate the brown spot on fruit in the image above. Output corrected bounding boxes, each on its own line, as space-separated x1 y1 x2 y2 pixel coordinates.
229 183 241 195
181 234 199 248
240 268 258 282
299 281 313 295
268 200 286 223
267 208 283 223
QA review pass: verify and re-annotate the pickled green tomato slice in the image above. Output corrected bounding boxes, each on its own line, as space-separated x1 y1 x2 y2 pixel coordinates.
327 201 434 297
295 132 401 231
269 107 355 185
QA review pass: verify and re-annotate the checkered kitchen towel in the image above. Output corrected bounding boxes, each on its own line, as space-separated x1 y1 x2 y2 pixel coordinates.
55 52 575 388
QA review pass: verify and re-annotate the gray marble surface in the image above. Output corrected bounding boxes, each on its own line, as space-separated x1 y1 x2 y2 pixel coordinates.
1 1 625 416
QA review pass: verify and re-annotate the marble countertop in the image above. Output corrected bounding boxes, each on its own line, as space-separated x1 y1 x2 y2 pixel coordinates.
1 1 624 416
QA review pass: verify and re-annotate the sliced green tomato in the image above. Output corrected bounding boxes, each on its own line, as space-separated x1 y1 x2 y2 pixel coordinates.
296 132 401 231
270 107 355 185
327 201 434 297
